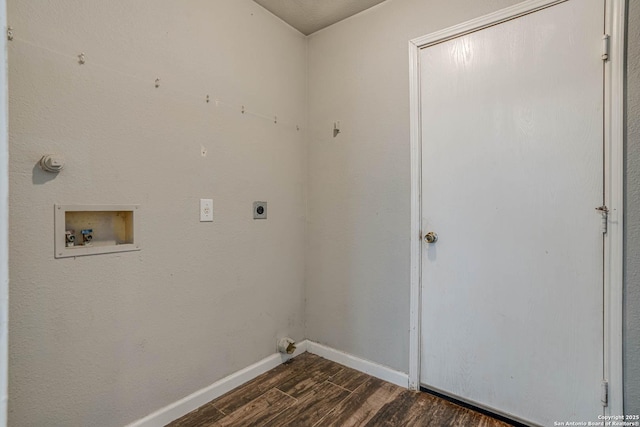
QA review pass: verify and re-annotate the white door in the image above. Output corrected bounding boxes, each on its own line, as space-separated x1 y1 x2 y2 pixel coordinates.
419 1 605 425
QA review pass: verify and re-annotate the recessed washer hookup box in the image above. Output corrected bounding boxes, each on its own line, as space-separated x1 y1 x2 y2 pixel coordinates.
54 204 140 258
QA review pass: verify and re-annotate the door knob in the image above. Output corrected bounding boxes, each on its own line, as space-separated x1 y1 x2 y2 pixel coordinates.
424 232 438 244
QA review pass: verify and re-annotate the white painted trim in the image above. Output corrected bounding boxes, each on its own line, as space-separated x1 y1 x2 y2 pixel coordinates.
408 37 422 392
126 342 309 427
603 0 626 416
408 0 626 415
410 0 567 49
0 2 8 426
306 341 409 388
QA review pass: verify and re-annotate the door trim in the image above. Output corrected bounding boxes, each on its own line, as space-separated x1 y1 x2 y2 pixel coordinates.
407 0 626 416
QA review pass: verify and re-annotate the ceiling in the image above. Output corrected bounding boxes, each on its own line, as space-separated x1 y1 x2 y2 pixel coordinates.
253 0 389 35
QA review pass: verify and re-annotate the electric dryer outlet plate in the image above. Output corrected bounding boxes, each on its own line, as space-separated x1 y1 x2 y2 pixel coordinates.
253 201 267 219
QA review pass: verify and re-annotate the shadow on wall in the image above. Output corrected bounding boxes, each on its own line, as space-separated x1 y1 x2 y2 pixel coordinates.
32 162 58 185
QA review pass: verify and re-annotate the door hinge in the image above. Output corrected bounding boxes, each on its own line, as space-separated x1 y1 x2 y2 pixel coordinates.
601 380 609 407
596 205 609 234
6 26 13 41
602 34 610 61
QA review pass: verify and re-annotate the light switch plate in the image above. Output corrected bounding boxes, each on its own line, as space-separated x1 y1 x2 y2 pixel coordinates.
253 201 267 219
200 199 213 222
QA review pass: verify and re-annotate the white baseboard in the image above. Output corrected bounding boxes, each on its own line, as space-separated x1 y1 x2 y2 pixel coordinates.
126 341 308 427
126 339 408 427
305 341 409 388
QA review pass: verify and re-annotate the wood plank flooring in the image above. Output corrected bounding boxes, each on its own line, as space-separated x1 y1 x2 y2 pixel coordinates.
166 353 512 427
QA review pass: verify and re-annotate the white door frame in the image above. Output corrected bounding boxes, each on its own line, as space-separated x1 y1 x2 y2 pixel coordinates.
0 0 8 424
408 0 626 417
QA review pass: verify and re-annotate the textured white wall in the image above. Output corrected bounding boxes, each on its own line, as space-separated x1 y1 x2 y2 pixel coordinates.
7 1 307 426
306 0 523 373
0 0 7 425
624 0 640 415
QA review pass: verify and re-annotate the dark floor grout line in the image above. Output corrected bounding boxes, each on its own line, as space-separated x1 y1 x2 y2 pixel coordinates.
326 367 344 381
215 387 299 427
348 378 369 395
311 382 357 427
214 385 280 419
325 379 354 393
274 386 300 403
251 392 299 427
213 404 226 416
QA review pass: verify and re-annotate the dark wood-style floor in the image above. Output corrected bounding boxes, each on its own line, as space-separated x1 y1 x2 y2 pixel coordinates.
166 353 511 427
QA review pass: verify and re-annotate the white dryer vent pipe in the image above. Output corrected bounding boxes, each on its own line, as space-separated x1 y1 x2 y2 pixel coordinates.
277 337 296 354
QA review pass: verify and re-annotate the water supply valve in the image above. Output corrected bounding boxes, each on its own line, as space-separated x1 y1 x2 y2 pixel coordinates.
65 230 76 247
81 229 93 246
